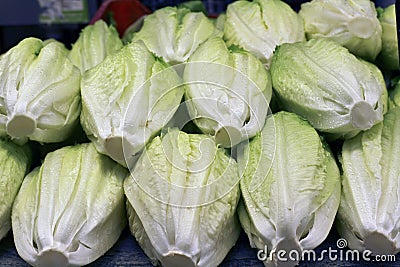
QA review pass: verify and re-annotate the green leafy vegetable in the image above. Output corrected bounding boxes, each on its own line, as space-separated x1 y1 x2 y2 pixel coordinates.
389 78 400 108
376 4 399 70
270 38 388 139
80 40 184 167
183 36 272 147
0 138 31 241
237 111 341 266
130 6 221 65
0 38 81 144
337 107 400 255
69 20 123 73
300 0 382 61
124 129 241 267
12 142 128 266
224 0 305 67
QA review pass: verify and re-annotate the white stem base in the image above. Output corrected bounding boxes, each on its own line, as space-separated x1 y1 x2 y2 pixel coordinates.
364 231 396 256
350 101 379 131
37 249 69 267
6 114 36 138
161 252 196 267
215 125 242 148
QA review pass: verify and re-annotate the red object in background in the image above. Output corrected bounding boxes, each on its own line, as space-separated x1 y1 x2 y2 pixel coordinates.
90 0 151 37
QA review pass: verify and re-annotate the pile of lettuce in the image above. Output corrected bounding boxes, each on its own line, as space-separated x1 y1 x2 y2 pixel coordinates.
0 1 399 267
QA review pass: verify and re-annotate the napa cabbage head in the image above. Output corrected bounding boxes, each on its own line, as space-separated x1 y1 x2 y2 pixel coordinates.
270 38 388 140
69 20 123 73
124 129 241 267
337 106 400 255
80 40 184 167
0 37 81 144
183 36 272 147
223 0 305 67
0 138 31 242
12 142 128 267
299 0 382 61
376 4 399 70
130 6 221 65
237 111 341 266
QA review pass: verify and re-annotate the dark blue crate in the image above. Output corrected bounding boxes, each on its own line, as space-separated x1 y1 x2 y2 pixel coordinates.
140 0 234 14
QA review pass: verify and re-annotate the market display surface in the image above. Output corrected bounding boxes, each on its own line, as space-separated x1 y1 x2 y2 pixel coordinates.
0 0 400 266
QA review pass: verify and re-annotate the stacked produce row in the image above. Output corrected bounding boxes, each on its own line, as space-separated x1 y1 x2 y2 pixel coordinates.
0 0 399 266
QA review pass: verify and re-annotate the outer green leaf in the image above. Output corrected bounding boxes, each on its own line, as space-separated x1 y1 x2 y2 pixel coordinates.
237 111 341 266
337 107 400 255
0 138 31 241
300 0 382 61
183 36 272 147
270 38 388 139
376 4 399 70
124 129 241 267
0 38 81 144
80 40 184 167
131 6 221 65
390 79 400 108
12 142 128 266
214 13 226 31
69 20 123 73
223 0 305 67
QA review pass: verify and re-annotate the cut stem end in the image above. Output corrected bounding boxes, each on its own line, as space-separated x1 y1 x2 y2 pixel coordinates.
215 125 242 148
161 252 196 267
350 101 379 131
37 249 69 267
6 114 36 138
272 238 302 267
364 232 396 255
104 136 131 162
